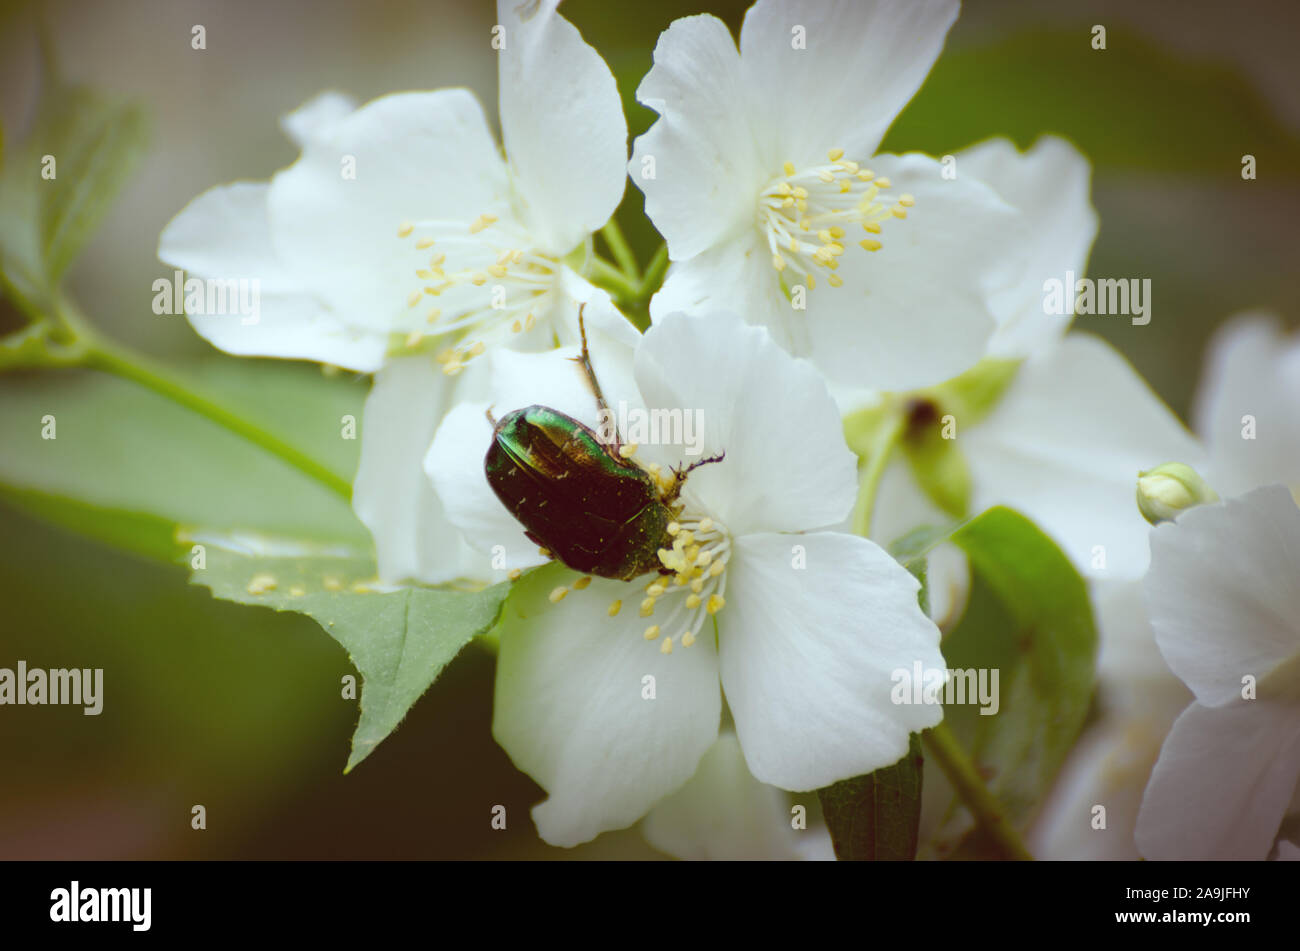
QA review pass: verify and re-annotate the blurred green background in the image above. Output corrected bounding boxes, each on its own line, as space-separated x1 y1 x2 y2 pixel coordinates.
0 0 1296 858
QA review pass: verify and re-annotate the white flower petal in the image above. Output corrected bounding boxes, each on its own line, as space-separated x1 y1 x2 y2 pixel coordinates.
1193 313 1300 496
805 153 1020 391
649 233 796 346
963 333 1203 579
720 532 943 790
1136 698 1300 860
157 182 386 370
631 14 764 259
494 572 722 847
956 136 1099 358
353 356 499 584
267 90 508 334
642 731 814 860
634 313 858 534
737 0 959 166
496 0 627 253
424 401 547 572
279 90 358 149
1145 485 1300 706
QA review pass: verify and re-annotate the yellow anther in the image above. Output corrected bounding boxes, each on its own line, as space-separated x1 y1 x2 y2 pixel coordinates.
549 586 569 604
640 597 656 617
646 582 666 597
857 169 875 181
467 341 486 357
677 530 694 545
891 206 908 219
874 177 891 188
619 443 638 459
405 331 423 348
686 594 701 610
511 320 523 333
667 522 681 535
416 237 435 249
508 569 522 581
488 264 509 279
406 291 421 307
644 624 660 640
839 180 852 194
772 253 786 271
828 147 845 161
697 518 714 533
709 560 725 577
609 599 622 616
863 221 882 234
397 221 414 238
423 285 439 295
899 193 915 207
696 550 713 568
247 573 277 595
818 169 835 184
416 269 433 279
524 313 536 331
323 576 343 592
471 273 488 286
783 161 796 176
681 630 696 648
707 594 726 615
690 577 705 594
469 213 498 234
776 181 793 196
828 273 844 287
660 637 673 655
793 186 808 198
426 308 442 324
573 576 592 590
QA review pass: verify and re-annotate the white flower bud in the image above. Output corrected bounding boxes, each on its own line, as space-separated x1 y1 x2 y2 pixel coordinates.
1137 463 1218 525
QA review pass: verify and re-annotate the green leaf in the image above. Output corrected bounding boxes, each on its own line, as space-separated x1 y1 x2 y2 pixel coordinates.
0 81 148 309
920 507 1099 858
184 532 510 771
818 734 924 861
0 358 370 555
36 85 149 281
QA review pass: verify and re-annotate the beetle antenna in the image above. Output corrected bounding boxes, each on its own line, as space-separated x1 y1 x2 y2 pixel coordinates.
484 405 499 428
662 451 725 504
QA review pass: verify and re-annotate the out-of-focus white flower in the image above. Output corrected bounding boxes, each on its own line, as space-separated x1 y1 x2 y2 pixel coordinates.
642 731 835 860
161 1 631 584
426 314 945 845
631 0 1035 392
1136 486 1300 860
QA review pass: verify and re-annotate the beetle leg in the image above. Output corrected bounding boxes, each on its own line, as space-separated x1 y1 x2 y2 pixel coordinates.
571 303 620 452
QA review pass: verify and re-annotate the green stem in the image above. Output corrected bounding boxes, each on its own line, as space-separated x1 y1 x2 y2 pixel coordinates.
84 340 353 502
600 220 640 283
922 722 1034 861
637 243 669 303
587 256 640 303
852 412 905 537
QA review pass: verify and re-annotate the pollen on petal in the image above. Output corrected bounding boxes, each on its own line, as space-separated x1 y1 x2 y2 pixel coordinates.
609 599 622 616
549 586 568 603
573 576 592 590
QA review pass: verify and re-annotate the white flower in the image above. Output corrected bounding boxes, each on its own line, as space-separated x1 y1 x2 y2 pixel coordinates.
426 313 945 845
1193 313 1300 499
864 137 1200 581
1027 581 1190 860
642 731 834 860
160 0 630 584
1136 486 1300 860
630 0 1036 391
1031 314 1300 859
